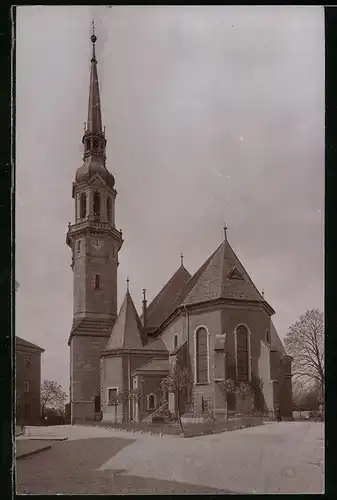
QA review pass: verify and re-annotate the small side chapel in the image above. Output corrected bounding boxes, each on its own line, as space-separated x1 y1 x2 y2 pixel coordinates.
67 29 293 425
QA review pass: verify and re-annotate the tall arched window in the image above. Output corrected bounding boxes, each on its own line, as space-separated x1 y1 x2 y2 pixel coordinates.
173 334 178 350
107 197 112 223
93 191 101 217
80 193 87 219
195 327 208 384
236 325 249 382
266 329 271 344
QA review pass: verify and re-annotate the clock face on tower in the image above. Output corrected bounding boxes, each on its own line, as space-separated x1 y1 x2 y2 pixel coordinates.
92 238 104 252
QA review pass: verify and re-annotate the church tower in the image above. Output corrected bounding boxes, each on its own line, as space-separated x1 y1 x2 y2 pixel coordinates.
66 26 123 422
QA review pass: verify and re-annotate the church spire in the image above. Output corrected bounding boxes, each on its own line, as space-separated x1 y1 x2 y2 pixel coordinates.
82 21 106 162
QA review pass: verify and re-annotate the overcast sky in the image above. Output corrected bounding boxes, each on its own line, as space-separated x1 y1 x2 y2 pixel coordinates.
16 6 324 395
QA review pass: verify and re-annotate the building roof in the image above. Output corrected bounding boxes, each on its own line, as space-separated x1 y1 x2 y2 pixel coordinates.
105 291 144 350
181 239 265 306
170 340 187 356
75 30 115 189
132 358 169 375
269 320 286 355
142 264 191 331
142 337 167 351
149 237 275 335
16 336 44 353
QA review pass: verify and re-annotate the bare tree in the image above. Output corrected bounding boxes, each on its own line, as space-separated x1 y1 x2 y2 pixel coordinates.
160 364 192 433
284 308 324 397
123 389 142 422
41 380 67 418
108 391 125 424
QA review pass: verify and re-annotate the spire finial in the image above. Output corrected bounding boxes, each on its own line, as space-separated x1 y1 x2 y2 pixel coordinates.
126 276 130 293
180 253 184 267
91 20 97 61
142 288 147 302
91 20 97 43
223 222 228 241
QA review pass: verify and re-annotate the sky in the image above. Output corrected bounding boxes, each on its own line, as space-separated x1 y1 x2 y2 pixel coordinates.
16 6 324 395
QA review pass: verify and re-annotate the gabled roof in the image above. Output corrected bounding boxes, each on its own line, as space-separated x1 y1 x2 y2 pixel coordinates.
105 291 144 350
16 336 44 353
142 264 191 331
132 358 169 375
170 245 223 310
182 239 265 306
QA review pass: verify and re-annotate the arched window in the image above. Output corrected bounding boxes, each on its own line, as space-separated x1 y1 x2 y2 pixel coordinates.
107 197 112 223
80 193 87 219
266 329 271 343
77 240 81 254
95 274 100 290
236 325 249 382
86 139 91 152
93 191 101 217
195 327 208 384
173 334 178 350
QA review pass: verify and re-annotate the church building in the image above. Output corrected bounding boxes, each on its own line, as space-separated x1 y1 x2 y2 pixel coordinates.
67 30 293 424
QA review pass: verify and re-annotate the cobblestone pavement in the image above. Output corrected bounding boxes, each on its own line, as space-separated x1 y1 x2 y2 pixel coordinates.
16 422 324 494
15 437 233 494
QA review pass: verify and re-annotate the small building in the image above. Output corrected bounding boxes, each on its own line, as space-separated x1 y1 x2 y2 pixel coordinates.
16 336 44 425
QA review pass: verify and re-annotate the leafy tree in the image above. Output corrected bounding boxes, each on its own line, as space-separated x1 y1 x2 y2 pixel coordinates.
218 378 237 423
41 380 67 418
236 382 251 400
284 309 324 397
160 364 192 433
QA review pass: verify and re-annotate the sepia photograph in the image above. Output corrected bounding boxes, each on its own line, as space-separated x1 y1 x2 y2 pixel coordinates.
15 5 324 494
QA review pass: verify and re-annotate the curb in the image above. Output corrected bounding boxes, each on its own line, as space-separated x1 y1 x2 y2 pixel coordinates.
16 444 52 460
28 437 68 442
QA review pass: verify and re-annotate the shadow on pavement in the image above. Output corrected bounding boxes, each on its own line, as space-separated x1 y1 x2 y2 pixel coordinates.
16 436 240 494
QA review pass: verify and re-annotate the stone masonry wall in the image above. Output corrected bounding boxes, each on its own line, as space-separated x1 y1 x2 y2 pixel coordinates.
71 335 109 421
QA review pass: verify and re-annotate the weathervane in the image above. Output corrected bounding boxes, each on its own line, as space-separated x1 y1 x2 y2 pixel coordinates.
126 276 130 292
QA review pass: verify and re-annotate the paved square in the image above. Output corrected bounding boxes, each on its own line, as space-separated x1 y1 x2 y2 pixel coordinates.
16 422 324 494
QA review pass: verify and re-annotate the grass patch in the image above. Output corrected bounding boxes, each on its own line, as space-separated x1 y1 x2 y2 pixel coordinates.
81 416 264 438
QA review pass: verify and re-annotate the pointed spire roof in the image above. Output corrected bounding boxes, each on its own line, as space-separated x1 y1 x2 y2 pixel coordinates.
269 320 286 354
75 24 115 189
142 263 192 332
181 238 267 306
105 291 144 350
87 24 102 134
